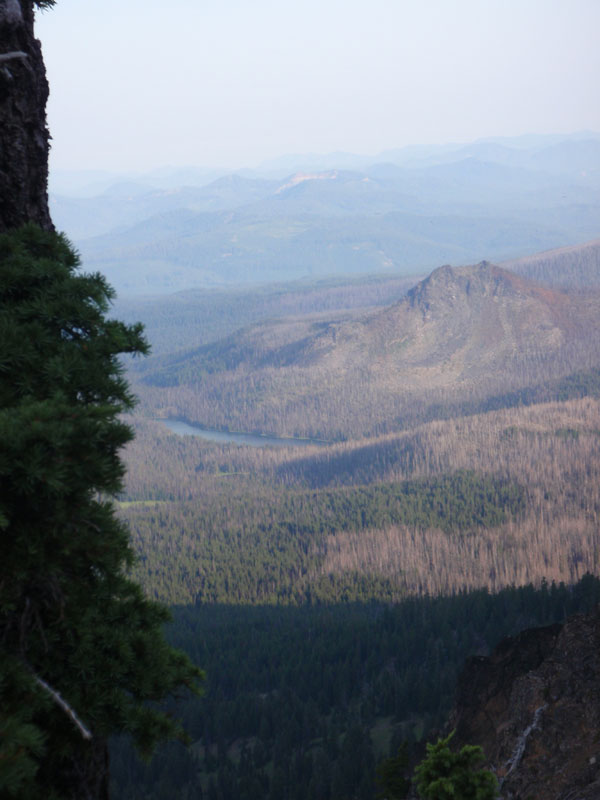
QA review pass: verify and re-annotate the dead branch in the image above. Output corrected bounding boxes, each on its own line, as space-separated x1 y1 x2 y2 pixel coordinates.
32 672 93 741
0 51 28 63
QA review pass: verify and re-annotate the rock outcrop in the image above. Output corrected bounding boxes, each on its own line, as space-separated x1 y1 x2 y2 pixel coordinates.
450 610 600 799
0 0 52 232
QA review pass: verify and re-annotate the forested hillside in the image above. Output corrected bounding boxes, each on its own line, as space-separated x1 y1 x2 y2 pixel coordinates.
504 238 600 288
134 262 600 440
120 396 600 605
115 272 419 357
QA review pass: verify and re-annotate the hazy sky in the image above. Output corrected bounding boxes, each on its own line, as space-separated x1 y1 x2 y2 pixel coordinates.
36 0 600 173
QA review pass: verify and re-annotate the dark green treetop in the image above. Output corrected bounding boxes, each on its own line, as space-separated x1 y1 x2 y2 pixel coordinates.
0 226 203 798
415 731 498 800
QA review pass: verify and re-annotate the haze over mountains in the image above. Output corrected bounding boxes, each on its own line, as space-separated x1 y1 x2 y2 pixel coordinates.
51 133 600 295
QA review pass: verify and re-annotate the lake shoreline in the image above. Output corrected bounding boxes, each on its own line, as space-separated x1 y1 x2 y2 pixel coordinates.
157 417 329 448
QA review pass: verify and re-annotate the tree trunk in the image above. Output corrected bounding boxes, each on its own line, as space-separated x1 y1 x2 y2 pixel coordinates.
0 0 52 231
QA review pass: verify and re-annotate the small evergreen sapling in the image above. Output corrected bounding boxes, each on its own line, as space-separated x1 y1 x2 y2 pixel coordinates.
415 731 498 800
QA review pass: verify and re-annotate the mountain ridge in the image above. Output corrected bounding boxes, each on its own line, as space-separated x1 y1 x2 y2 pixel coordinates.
139 262 600 439
48 133 600 294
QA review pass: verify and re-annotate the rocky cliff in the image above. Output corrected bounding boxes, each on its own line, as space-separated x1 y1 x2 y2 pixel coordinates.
0 0 52 232
450 610 600 799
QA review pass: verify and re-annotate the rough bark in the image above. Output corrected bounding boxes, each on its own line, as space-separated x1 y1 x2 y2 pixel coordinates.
0 0 52 231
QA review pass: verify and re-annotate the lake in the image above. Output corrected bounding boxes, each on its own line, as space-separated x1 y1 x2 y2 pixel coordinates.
160 419 327 448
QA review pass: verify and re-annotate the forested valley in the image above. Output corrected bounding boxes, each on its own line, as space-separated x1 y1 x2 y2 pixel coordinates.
107 239 600 798
111 578 600 800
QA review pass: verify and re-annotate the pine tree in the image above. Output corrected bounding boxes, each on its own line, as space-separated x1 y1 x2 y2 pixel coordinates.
0 225 203 798
415 731 498 800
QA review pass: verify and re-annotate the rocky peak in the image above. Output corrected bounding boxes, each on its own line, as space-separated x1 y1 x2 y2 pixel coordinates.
406 261 534 313
406 263 456 311
450 609 600 799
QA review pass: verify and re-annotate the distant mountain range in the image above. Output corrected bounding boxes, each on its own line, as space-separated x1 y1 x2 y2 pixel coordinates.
139 260 600 440
50 131 600 196
50 133 600 295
